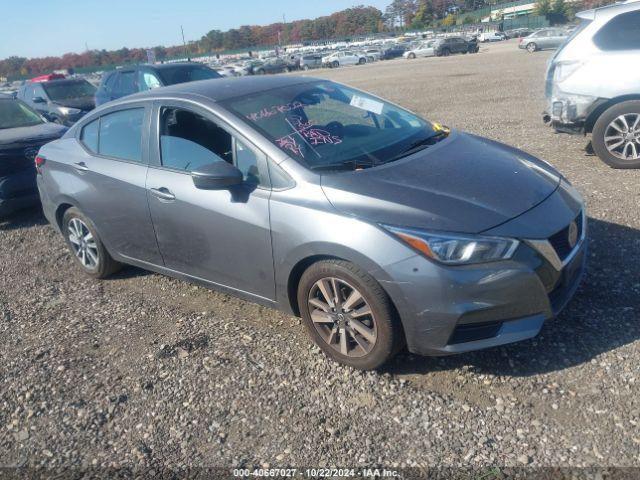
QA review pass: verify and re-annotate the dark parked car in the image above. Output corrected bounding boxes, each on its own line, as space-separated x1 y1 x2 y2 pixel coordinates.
381 45 408 59
17 78 96 126
37 76 586 370
0 94 66 216
434 37 471 56
254 58 290 75
95 62 222 106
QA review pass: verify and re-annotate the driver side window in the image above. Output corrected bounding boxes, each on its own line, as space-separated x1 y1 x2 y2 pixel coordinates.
159 107 265 186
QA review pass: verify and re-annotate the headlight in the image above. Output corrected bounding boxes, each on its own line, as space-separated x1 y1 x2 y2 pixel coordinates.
58 106 81 116
382 225 519 265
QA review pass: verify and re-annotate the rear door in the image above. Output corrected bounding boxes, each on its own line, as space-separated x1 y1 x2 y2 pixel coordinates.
145 100 275 300
70 103 162 264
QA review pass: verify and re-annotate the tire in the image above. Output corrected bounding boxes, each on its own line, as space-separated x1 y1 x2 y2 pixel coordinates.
62 207 121 279
297 259 404 370
303 65 310 71
358 57 366 65
256 69 265 75
526 42 537 53
591 100 640 169
441 49 450 57
332 61 339 68
408 52 416 59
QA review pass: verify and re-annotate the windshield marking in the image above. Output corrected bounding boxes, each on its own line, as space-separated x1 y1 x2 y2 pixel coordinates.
246 101 309 122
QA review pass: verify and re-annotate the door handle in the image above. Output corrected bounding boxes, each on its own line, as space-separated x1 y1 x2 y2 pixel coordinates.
73 161 89 172
150 187 176 202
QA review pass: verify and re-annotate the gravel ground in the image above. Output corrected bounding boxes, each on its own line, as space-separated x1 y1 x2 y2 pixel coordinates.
1 40 639 473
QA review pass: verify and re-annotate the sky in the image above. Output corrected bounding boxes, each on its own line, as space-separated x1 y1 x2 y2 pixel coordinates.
0 0 391 60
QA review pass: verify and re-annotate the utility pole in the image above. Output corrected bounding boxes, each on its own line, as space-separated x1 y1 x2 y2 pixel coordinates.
181 25 189 60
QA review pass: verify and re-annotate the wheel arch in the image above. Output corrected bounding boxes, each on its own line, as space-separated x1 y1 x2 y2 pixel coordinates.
282 242 403 319
585 95 640 134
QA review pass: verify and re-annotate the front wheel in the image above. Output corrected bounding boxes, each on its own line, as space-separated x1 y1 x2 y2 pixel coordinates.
592 100 640 169
526 42 537 53
441 49 450 57
332 61 339 68
298 260 404 370
408 52 416 59
358 57 366 65
62 207 121 278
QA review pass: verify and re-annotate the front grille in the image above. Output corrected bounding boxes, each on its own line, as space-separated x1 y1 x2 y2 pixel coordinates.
0 140 52 177
548 212 583 261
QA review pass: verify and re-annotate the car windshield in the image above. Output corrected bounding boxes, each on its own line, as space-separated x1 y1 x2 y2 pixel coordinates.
0 99 44 129
222 80 446 171
156 65 221 85
43 80 96 101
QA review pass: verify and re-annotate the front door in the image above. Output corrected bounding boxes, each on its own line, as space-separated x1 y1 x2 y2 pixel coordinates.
145 102 275 300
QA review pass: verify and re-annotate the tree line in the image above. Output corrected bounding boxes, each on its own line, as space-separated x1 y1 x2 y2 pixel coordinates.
0 6 383 80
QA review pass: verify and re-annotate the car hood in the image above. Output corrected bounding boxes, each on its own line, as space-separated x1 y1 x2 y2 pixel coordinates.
54 96 95 110
0 122 67 147
320 131 561 234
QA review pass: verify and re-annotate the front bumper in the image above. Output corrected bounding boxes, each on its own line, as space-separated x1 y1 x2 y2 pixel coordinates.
0 170 40 216
543 92 605 134
379 185 586 356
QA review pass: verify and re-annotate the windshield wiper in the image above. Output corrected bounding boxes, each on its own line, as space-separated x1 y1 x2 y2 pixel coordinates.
310 158 378 172
383 130 449 164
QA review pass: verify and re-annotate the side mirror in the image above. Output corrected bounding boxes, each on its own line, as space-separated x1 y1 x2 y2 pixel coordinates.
32 96 46 104
191 161 243 190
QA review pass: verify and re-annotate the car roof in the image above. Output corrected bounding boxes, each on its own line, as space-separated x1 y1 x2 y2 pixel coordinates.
39 78 88 86
124 75 320 103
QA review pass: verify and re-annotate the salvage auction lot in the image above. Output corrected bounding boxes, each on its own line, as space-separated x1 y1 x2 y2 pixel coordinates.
1 40 639 468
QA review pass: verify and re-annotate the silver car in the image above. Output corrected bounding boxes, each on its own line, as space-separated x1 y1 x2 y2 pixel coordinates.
37 77 586 369
519 28 568 52
544 0 640 168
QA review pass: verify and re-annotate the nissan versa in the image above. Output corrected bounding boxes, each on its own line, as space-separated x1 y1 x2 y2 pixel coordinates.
36 77 587 369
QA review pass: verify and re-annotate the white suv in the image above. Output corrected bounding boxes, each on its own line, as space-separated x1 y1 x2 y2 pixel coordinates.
544 0 640 168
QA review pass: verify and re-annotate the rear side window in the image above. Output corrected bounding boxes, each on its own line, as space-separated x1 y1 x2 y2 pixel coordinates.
594 11 640 51
81 119 99 152
98 108 144 162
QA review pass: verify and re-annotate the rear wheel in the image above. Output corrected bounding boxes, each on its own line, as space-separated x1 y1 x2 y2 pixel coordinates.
62 207 121 278
592 100 640 169
298 260 404 370
526 42 537 53
303 65 310 71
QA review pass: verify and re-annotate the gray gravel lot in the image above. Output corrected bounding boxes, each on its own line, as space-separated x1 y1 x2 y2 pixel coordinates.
1 40 639 472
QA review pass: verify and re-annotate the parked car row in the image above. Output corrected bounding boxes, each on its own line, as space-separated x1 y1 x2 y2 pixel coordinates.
403 36 479 59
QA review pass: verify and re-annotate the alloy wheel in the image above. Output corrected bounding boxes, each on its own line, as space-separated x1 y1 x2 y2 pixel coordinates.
604 113 640 161
307 277 377 358
67 218 99 269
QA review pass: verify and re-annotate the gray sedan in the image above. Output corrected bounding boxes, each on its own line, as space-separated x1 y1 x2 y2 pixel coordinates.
36 76 586 369
519 28 569 52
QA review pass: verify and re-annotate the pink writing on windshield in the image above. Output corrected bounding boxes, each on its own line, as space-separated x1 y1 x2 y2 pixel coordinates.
246 101 308 122
275 116 342 157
